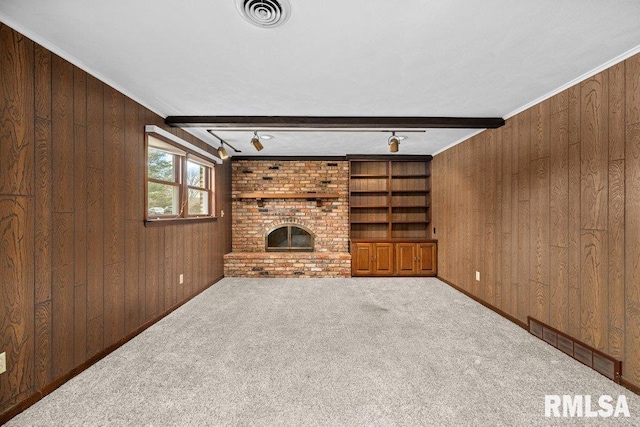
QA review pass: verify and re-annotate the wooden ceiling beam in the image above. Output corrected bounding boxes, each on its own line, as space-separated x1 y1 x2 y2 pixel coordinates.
165 116 505 129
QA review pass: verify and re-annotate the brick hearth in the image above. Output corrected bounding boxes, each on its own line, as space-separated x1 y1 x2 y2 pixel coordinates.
224 252 351 277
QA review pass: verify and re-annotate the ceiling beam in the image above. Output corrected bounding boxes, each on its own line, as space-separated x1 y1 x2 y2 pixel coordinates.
165 116 505 130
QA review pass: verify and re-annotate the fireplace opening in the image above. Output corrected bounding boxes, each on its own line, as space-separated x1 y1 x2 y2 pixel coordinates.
266 224 314 252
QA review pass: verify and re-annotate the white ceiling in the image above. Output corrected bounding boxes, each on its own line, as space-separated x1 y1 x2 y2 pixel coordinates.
2 0 640 156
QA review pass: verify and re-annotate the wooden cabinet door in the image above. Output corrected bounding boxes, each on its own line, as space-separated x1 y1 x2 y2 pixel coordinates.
417 243 437 275
373 243 394 275
352 243 374 275
395 243 417 275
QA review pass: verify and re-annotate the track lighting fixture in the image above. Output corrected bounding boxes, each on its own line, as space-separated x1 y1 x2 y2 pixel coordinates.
218 145 229 160
251 131 264 151
388 131 400 153
206 130 242 158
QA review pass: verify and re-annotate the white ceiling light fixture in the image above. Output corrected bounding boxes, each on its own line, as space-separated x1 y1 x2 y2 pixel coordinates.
260 134 274 140
235 0 291 28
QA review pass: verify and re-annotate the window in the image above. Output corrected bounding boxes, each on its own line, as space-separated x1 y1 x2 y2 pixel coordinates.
146 134 215 221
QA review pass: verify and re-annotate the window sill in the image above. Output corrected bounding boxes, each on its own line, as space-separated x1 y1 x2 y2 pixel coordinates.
144 216 218 227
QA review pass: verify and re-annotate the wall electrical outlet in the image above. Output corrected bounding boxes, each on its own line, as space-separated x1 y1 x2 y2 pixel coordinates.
221 210 225 217
179 274 184 285
0 352 6 374
475 271 481 281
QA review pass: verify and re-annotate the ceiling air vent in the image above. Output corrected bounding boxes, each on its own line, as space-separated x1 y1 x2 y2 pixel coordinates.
236 0 291 28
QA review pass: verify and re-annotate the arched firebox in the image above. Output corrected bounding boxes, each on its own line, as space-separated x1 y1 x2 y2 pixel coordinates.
266 224 314 252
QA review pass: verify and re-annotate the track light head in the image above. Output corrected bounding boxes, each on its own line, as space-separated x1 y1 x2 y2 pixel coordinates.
218 145 229 160
388 132 400 153
251 132 264 151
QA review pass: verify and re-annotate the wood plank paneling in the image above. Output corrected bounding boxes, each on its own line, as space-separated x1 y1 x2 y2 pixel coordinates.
627 54 640 125
568 85 581 146
581 75 609 231
530 157 550 286
567 143 582 338
34 44 51 121
104 86 124 129
432 48 640 389
34 301 51 389
34 117 52 304
531 100 550 160
494 134 503 308
164 227 176 309
104 123 125 265
517 200 530 322
86 169 104 356
550 90 569 115
549 110 569 248
73 68 87 126
608 160 625 358
0 23 232 418
517 110 531 200
484 131 497 305
51 55 74 213
581 230 608 351
549 246 568 332
530 280 549 323
74 284 87 365
51 212 74 378
104 263 125 348
609 62 625 161
86 75 104 170
0 24 34 197
124 221 140 334
0 197 34 405
145 228 160 322
501 129 512 311
74 125 87 286
626 123 640 382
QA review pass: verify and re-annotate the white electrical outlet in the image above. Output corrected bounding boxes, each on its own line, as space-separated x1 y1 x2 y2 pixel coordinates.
221 210 225 217
179 274 184 285
0 352 6 374
475 271 481 281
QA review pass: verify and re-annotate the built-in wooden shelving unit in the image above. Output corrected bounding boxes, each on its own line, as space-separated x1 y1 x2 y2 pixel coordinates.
348 156 436 276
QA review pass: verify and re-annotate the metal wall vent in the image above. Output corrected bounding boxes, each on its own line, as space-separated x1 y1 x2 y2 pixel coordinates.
236 0 291 28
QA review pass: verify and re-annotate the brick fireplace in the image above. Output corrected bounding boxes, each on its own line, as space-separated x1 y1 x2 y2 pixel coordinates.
224 159 351 277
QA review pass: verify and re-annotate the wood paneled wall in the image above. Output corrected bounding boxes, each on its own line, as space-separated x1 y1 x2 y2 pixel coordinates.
432 53 640 388
0 23 232 415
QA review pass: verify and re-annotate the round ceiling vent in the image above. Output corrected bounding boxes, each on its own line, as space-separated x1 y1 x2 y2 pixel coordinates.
235 0 291 28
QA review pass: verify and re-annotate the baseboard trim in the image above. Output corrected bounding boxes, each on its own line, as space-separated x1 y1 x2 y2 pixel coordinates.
437 276 528 329
437 275 640 397
621 378 640 395
0 276 225 425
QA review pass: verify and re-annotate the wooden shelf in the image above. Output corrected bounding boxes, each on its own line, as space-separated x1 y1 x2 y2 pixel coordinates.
391 190 429 194
391 220 429 227
234 192 339 207
351 174 389 178
349 190 389 194
351 221 389 225
349 157 432 241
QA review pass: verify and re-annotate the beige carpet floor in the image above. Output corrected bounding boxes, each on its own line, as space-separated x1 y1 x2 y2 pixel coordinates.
7 277 639 426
